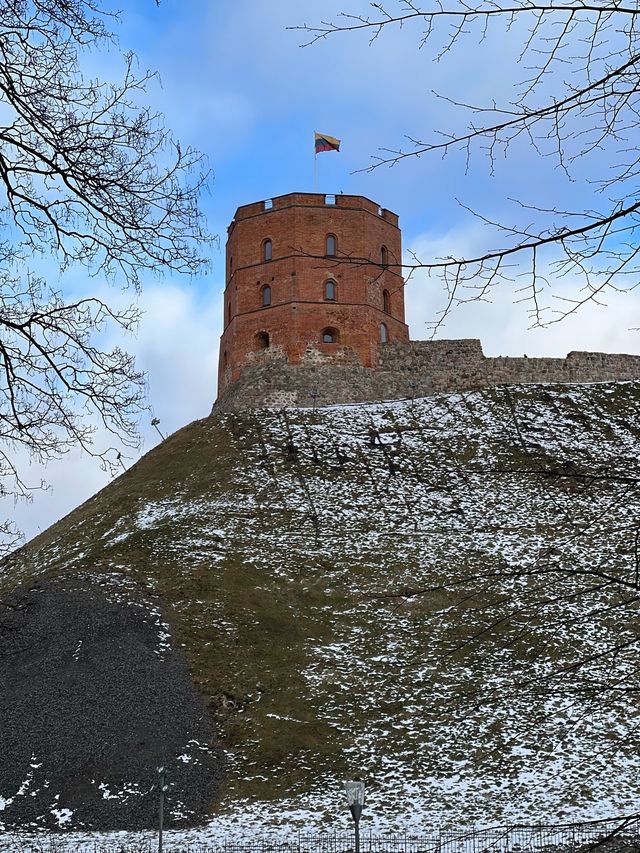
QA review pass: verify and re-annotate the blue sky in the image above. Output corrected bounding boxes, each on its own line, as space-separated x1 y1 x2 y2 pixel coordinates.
9 0 640 542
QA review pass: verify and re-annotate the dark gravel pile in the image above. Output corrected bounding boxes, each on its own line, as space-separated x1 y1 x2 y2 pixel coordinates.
0 574 224 831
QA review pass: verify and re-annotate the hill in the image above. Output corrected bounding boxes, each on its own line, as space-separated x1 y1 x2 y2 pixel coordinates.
1 382 640 839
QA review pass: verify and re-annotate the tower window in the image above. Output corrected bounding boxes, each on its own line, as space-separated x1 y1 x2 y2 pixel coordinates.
255 331 270 349
227 302 232 324
383 289 391 314
261 285 271 307
263 239 272 262
381 246 389 267
380 322 389 343
322 327 339 344
326 234 337 257
324 280 336 301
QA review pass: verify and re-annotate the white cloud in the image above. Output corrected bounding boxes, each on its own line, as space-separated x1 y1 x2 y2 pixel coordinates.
4 280 221 546
405 223 640 356
128 282 220 431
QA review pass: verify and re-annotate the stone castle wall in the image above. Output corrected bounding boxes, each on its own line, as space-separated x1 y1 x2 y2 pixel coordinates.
213 338 640 412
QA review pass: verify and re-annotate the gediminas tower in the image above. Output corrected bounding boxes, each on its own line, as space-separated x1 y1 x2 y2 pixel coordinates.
217 192 409 397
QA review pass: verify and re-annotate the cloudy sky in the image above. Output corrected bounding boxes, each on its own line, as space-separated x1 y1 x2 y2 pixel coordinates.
7 0 640 544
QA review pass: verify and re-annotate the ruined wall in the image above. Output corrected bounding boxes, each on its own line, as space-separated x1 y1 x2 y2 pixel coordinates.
378 339 640 389
213 338 640 412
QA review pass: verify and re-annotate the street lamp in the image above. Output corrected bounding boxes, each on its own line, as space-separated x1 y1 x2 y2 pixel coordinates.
157 766 168 853
344 780 365 853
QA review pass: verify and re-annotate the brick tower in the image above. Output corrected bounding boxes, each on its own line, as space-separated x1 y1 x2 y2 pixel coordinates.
217 192 409 399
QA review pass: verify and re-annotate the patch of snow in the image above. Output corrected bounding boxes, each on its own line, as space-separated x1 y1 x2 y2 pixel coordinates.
97 784 118 801
50 807 73 827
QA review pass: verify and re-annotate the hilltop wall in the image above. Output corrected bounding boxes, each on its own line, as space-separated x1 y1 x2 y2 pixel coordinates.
213 338 640 412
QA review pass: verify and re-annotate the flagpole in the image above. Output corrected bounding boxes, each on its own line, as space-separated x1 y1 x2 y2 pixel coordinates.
314 148 318 193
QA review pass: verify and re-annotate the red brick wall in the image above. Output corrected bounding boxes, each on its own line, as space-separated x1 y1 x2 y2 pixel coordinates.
217 193 409 396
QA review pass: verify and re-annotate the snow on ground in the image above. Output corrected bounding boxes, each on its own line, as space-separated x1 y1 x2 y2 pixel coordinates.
4 384 640 846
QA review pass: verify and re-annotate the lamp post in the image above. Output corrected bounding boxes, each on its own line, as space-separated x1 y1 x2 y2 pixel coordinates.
157 766 168 853
344 780 365 853
151 417 165 440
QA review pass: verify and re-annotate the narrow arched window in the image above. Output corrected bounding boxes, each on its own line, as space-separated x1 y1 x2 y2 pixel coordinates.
255 331 270 349
261 285 271 307
324 280 336 301
383 289 391 314
263 239 272 262
227 302 232 324
322 327 339 344
380 322 388 343
326 234 337 257
381 245 388 267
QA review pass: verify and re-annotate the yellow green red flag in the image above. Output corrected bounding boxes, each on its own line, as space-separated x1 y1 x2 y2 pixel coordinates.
315 132 341 154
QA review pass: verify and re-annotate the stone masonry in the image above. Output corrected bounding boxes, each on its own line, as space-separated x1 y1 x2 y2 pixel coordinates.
213 339 640 412
214 193 640 413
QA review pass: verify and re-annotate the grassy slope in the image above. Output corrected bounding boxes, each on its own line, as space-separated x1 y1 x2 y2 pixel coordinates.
3 382 640 828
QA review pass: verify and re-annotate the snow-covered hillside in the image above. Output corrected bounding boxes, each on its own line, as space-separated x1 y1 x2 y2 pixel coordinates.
2 383 640 846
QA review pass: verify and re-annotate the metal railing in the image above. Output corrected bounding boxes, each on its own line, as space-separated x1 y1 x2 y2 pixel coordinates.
215 822 640 853
4 816 640 853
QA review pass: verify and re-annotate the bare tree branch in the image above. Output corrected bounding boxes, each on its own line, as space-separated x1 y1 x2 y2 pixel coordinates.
294 1 640 331
0 1 212 555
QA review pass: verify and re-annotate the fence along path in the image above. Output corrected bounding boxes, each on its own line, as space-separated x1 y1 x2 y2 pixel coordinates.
219 821 640 853
6 817 640 853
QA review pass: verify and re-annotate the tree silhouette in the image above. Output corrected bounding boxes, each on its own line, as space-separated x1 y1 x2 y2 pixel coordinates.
0 1 210 554
294 1 640 333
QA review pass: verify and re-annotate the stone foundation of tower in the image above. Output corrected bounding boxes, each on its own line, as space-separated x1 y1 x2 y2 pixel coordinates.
213 339 640 412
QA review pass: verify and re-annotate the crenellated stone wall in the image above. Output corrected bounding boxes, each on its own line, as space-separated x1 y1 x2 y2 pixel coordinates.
213 338 640 412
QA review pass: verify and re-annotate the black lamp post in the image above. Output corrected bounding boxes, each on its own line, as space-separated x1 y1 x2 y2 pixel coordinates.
344 780 365 853
157 766 168 853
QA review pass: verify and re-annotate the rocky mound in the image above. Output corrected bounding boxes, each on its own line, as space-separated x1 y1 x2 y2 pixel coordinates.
0 574 223 830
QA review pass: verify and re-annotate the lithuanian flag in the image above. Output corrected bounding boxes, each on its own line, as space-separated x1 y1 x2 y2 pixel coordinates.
315 132 341 154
